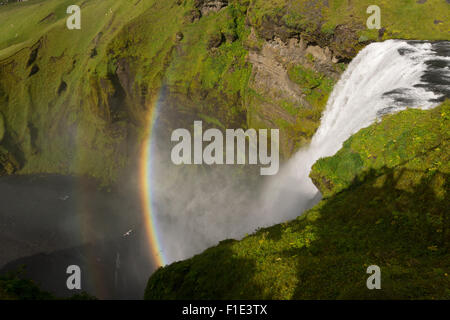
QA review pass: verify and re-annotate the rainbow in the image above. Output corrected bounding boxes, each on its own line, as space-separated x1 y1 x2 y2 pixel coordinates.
139 96 166 268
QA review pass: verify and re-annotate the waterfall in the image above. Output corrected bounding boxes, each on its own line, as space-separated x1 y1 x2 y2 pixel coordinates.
257 40 450 226
152 40 449 264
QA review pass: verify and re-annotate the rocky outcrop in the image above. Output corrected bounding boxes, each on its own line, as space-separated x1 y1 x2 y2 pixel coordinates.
246 27 342 157
246 3 365 62
194 0 228 16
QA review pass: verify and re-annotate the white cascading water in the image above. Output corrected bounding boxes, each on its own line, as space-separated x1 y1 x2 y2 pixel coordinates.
256 39 449 226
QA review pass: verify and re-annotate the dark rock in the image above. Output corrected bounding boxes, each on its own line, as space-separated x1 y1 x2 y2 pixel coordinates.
28 65 39 77
27 47 39 67
57 81 67 95
378 27 386 39
90 47 98 58
207 32 224 49
330 24 362 59
176 32 184 42
225 31 237 43
258 14 298 43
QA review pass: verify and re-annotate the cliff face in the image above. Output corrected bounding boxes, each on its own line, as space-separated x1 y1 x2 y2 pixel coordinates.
0 0 448 184
246 33 342 156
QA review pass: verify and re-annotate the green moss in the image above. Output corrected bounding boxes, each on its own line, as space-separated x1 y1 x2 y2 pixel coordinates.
285 65 335 148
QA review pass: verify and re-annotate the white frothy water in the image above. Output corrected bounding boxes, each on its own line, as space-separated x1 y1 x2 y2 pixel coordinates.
255 40 448 227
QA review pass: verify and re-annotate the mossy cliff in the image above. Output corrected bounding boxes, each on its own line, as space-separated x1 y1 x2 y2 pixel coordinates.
0 0 448 184
145 100 450 299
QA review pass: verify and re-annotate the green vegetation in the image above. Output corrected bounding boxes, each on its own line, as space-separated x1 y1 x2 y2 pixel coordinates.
145 101 449 299
0 269 96 300
0 270 53 300
287 65 335 148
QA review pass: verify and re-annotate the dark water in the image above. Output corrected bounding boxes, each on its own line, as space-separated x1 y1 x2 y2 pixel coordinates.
0 174 156 299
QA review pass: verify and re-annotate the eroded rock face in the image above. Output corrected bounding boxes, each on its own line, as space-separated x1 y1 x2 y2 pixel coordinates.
194 0 228 16
305 45 333 63
246 29 341 157
248 38 305 106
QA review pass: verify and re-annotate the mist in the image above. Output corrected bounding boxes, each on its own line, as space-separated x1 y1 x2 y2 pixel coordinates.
149 105 321 265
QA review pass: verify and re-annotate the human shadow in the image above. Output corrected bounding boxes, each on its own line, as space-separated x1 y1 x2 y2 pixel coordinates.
285 166 449 299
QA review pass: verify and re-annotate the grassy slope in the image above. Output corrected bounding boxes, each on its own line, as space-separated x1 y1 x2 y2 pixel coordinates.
0 0 158 184
0 0 448 183
145 101 449 299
